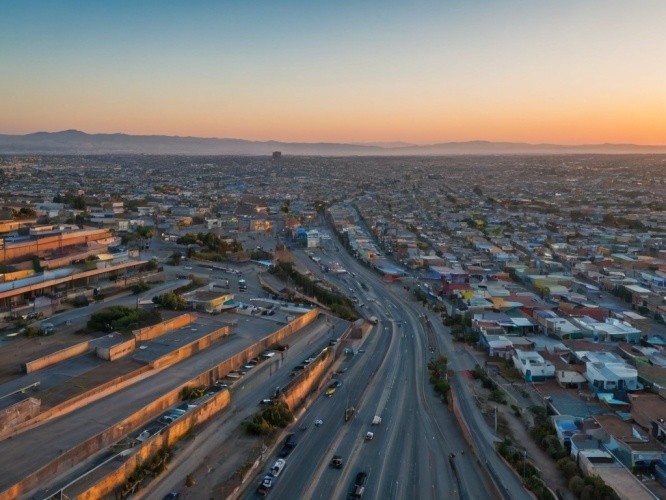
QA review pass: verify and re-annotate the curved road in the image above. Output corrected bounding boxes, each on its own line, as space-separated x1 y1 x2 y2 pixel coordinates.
263 239 498 500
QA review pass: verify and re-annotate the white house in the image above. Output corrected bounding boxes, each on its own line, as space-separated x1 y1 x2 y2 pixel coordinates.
577 318 642 343
582 351 641 392
511 349 555 382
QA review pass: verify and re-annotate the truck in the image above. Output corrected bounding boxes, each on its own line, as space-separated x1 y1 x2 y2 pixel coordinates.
257 458 286 496
368 316 378 325
238 278 247 291
372 415 381 425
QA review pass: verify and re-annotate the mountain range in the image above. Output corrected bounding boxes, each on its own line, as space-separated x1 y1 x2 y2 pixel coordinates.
0 130 665 156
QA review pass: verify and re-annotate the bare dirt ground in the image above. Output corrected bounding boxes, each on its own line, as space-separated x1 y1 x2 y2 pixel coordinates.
465 377 572 499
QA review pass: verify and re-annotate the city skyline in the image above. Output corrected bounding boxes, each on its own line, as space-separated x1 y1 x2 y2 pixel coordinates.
1 1 665 145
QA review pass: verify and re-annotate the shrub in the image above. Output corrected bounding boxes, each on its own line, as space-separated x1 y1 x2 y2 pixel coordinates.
489 388 507 404
69 295 90 308
132 281 151 294
569 474 584 496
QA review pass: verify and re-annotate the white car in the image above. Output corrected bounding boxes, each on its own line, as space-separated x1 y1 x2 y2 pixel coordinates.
314 419 323 427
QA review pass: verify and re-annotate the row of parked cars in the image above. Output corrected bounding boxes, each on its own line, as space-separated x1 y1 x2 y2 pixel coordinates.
290 355 318 376
134 383 229 443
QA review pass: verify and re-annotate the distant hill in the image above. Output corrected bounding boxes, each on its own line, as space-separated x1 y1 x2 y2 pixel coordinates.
0 130 665 156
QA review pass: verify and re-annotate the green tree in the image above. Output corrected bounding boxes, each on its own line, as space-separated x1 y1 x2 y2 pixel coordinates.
153 291 186 310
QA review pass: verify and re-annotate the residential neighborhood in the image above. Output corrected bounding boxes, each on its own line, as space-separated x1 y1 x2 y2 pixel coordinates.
2 153 666 498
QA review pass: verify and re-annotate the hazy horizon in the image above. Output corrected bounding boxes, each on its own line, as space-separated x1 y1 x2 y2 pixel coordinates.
1 1 665 145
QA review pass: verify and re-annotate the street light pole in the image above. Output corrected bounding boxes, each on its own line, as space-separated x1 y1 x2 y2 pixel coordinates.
523 450 527 479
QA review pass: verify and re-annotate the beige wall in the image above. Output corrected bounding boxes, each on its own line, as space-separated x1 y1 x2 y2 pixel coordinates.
0 398 40 434
96 338 136 361
149 325 231 370
280 347 335 411
133 313 197 342
0 309 321 498
74 390 231 500
22 340 91 373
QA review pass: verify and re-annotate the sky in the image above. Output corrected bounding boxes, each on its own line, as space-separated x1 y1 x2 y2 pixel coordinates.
1 1 665 145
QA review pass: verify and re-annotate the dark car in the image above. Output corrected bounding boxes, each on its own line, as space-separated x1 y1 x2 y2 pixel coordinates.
163 494 178 500
278 433 297 457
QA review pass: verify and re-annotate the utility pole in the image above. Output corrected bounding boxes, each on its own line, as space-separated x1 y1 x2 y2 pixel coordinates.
494 406 498 434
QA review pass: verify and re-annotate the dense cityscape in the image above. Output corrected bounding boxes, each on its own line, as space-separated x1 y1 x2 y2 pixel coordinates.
1 153 666 499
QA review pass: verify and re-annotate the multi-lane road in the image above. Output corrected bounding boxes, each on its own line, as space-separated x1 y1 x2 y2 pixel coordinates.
243 234 528 500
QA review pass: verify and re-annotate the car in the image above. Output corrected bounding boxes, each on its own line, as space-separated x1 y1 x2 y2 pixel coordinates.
314 419 323 427
243 364 255 370
40 323 55 335
163 493 179 500
325 387 336 397
260 399 273 405
159 415 178 425
334 380 343 388
365 432 374 440
358 349 366 353
136 428 159 442
183 266 192 270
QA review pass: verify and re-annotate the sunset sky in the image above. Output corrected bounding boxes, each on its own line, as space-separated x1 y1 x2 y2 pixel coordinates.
1 1 665 145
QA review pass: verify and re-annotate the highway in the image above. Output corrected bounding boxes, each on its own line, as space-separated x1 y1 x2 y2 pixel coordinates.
254 236 503 500
146 315 350 500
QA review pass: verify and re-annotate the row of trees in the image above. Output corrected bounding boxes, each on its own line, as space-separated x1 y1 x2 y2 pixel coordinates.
88 306 162 332
498 438 553 500
268 261 358 321
427 355 450 397
177 231 242 254
244 402 293 435
152 291 187 310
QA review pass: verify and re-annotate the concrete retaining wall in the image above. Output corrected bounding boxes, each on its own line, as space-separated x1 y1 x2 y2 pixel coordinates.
22 340 91 374
182 308 321 388
0 397 40 434
149 325 231 370
0 309 320 499
280 347 335 411
0 365 154 442
133 313 197 342
96 337 137 361
74 390 232 500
